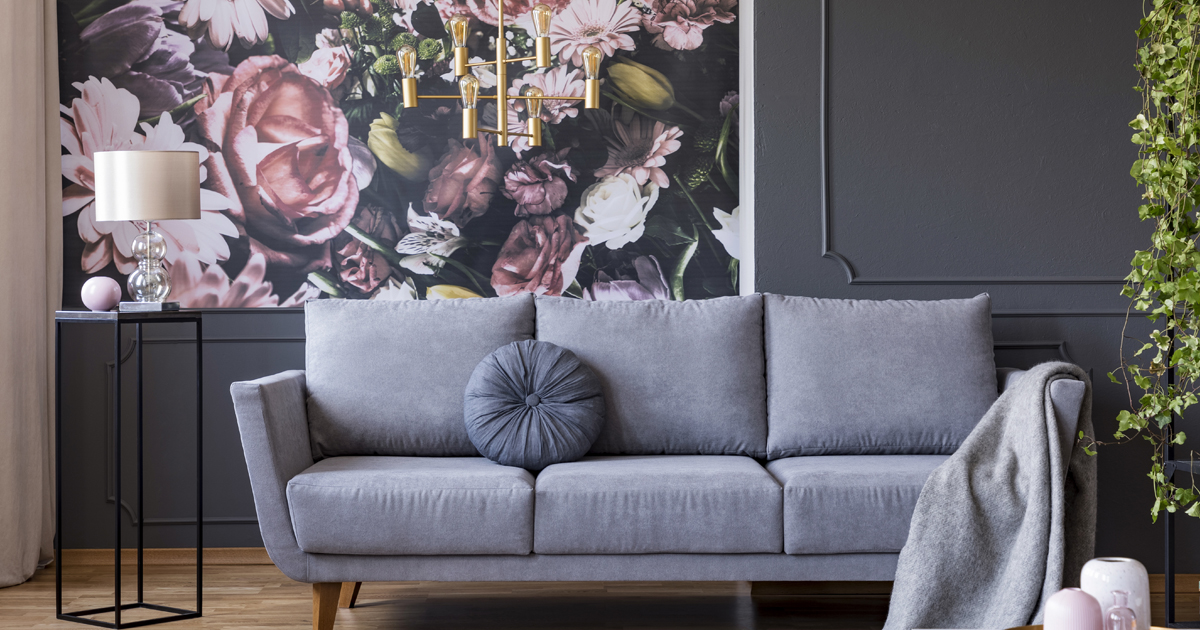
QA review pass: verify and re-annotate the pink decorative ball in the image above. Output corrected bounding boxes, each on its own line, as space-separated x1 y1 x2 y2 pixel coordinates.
81 276 122 312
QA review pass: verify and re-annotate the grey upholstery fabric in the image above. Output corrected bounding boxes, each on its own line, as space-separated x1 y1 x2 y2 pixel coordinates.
766 455 948 555
883 362 1095 630
534 455 782 554
464 340 605 471
305 295 535 458
230 370 313 582
286 456 534 555
535 295 767 456
764 293 997 457
303 551 899 583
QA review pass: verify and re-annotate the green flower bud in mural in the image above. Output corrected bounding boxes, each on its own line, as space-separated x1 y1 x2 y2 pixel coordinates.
340 11 363 29
607 57 675 111
373 54 402 75
390 32 418 51
418 38 443 60
368 113 432 181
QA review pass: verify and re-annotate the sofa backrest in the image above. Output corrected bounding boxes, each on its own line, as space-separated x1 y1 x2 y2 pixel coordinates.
535 295 767 457
304 295 535 458
763 293 997 458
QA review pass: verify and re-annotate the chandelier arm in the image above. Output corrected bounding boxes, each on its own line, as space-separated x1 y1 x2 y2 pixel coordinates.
505 56 538 64
417 94 498 100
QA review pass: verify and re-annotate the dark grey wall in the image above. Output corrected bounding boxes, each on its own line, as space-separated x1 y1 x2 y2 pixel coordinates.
753 0 1191 572
59 0 1195 572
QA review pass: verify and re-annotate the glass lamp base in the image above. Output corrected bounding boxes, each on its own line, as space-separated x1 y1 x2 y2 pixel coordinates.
119 301 180 312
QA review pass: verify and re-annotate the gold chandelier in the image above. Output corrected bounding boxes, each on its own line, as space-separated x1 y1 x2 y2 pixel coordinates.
397 3 602 148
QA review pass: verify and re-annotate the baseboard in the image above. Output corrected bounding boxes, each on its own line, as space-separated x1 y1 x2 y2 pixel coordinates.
59 547 272 566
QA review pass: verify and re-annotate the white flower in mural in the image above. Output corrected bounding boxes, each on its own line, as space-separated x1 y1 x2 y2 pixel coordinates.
60 76 237 275
372 277 420 301
440 57 498 89
168 251 280 308
574 173 659 250
395 204 469 274
711 205 739 260
179 0 296 50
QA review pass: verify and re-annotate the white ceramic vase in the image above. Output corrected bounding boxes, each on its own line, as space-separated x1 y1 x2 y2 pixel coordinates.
1080 557 1151 629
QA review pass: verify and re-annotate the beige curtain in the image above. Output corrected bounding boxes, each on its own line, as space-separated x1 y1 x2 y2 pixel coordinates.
0 0 60 588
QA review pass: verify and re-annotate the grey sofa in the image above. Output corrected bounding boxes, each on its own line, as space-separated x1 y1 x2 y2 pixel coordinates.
231 293 1087 630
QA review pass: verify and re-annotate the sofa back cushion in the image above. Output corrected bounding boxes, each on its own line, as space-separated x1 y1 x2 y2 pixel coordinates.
535 295 767 456
764 293 996 458
305 295 535 458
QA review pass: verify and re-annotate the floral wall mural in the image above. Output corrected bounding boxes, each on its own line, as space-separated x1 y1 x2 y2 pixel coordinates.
57 0 740 308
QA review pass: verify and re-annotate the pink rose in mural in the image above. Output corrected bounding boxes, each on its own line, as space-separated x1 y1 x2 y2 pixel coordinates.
298 47 353 92
548 0 641 66
169 251 280 308
333 206 402 292
324 0 375 13
491 214 587 296
595 114 684 188
179 0 296 50
60 76 237 274
196 55 359 270
643 0 737 51
423 135 505 226
503 149 576 216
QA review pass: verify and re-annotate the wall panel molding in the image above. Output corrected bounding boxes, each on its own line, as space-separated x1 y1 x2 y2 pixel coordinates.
816 0 1126 287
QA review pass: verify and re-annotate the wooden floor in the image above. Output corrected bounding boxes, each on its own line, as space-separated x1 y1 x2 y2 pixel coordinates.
0 563 891 630
1 561 1196 630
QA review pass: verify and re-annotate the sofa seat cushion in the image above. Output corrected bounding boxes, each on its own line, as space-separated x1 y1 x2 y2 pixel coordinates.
766 455 948 555
534 455 783 554
287 456 534 555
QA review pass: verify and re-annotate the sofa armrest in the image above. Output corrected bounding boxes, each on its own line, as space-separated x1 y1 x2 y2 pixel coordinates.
231 370 313 582
996 367 1088 476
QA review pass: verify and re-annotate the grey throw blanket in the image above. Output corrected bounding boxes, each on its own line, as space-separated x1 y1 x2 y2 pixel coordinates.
883 362 1096 630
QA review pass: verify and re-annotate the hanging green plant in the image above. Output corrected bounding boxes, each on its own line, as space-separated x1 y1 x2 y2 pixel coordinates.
1099 0 1200 522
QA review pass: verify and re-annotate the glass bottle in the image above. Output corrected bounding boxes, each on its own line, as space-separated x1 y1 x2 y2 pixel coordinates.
1105 589 1138 630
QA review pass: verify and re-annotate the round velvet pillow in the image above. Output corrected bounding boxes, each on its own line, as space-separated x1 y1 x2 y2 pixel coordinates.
464 340 605 471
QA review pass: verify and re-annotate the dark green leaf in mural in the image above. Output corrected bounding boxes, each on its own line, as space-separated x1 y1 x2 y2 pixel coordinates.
411 3 448 40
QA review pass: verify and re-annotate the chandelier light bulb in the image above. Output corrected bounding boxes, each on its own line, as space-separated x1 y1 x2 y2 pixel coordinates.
524 86 544 117
398 45 419 79
459 74 480 109
448 14 471 48
581 46 603 80
530 4 553 38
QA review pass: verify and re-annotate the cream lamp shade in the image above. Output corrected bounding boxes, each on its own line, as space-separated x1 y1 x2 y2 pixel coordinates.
94 151 201 222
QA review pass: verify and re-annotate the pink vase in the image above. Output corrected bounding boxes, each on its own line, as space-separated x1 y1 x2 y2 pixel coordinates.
1045 588 1104 630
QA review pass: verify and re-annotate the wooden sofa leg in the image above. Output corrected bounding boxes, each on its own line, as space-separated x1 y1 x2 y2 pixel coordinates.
339 582 362 608
313 583 341 630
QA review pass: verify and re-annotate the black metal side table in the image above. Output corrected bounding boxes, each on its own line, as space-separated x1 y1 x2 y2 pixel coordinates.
55 310 203 628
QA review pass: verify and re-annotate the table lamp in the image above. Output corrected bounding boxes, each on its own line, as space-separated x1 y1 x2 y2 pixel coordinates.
93 150 201 312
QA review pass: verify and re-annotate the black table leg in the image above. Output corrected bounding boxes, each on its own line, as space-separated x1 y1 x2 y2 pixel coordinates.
195 318 203 616
113 321 122 629
55 321 62 617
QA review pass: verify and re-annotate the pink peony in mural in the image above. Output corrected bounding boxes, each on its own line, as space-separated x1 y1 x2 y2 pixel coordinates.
57 0 740 308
